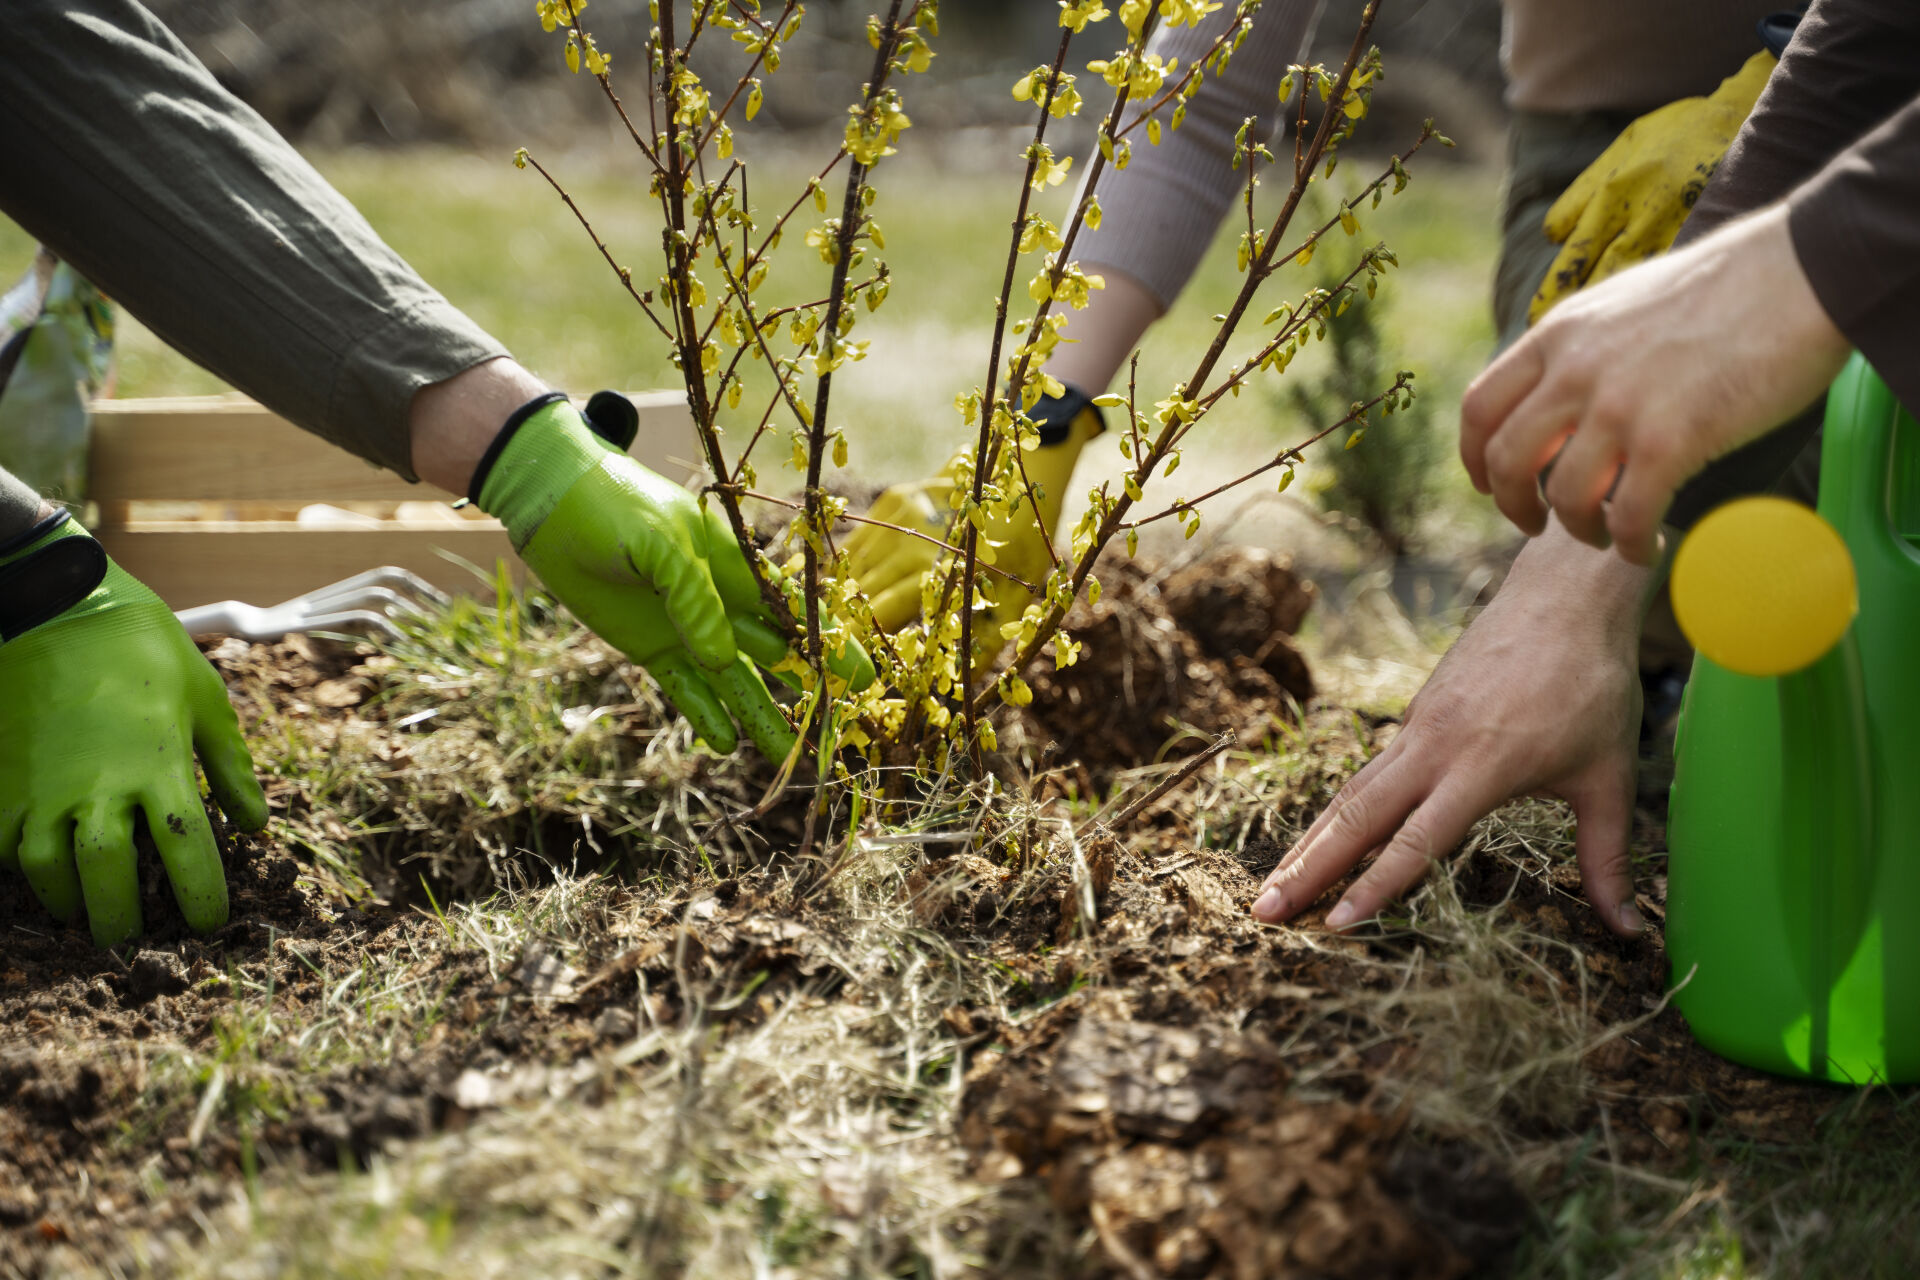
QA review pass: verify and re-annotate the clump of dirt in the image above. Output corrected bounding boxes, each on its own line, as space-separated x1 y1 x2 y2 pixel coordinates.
1161 546 1317 699
1 558 1897 1277
200 631 369 721
1021 548 1316 777
964 1009 1475 1279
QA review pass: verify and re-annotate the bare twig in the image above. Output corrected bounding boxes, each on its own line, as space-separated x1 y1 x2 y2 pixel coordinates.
799 0 914 858
1125 374 1412 530
994 2 1388 698
957 24 1076 764
1109 730 1236 828
517 150 673 343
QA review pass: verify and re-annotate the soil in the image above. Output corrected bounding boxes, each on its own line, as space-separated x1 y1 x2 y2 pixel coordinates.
0 548 1882 1278
1016 548 1317 779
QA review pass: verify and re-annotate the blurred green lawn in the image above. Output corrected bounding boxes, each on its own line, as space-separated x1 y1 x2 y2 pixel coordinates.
0 137 1499 516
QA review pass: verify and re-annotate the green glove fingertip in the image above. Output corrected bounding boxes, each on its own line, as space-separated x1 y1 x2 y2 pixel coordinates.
142 787 229 936
16 818 83 925
193 671 269 832
73 802 142 948
715 656 798 763
650 652 741 754
731 614 792 669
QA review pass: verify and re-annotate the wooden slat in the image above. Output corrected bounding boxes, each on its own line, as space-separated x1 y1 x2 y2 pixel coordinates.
98 524 528 611
88 391 701 503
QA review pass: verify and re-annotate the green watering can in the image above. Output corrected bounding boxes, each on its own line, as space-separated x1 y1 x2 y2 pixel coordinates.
1667 353 1920 1083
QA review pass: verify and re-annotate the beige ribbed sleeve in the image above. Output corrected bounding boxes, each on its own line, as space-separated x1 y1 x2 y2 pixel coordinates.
1071 0 1325 312
1502 0 1776 115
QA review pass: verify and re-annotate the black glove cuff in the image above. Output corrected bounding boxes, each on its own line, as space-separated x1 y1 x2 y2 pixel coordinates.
1757 9 1804 57
465 391 571 505
465 391 644 505
0 513 107 642
0 507 69 558
1032 382 1106 447
584 390 641 452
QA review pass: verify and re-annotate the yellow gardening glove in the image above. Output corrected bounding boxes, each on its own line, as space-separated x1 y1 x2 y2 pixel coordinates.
843 388 1104 671
1529 50 1776 325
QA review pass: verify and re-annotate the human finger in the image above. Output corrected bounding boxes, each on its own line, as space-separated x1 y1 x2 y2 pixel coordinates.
1540 415 1625 549
1482 379 1586 537
1261 737 1409 888
1603 457 1678 567
15 812 82 924
1251 744 1430 923
1324 772 1506 929
712 655 797 763
1256 841 1386 924
142 784 229 935
1568 771 1643 936
1460 340 1548 493
72 800 141 947
647 650 739 754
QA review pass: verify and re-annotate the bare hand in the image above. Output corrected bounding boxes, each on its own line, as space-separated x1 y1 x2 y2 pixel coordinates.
1251 523 1650 936
1462 205 1850 565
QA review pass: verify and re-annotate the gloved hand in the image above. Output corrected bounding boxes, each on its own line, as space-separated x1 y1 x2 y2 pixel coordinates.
843 388 1103 671
474 393 871 761
0 514 267 946
1529 50 1776 325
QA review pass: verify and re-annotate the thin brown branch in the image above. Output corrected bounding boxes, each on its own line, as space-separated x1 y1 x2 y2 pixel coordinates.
518 150 673 343
1124 374 1412 530
696 0 800 152
733 490 1040 590
1111 12 1254 141
564 14 662 172
1109 730 1236 828
654 0 790 630
956 24 1075 762
993 1 1385 695
799 0 913 856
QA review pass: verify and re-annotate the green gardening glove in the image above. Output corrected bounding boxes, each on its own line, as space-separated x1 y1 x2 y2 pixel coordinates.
0 513 268 946
473 394 871 761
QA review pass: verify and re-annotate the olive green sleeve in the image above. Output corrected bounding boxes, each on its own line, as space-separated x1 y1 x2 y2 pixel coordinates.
0 0 508 480
0 465 46 546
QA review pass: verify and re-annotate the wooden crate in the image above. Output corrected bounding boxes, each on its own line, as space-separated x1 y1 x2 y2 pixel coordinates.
88 392 703 610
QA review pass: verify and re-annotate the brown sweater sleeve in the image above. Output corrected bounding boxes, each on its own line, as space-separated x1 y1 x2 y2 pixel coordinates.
1666 0 1920 527
1788 95 1920 408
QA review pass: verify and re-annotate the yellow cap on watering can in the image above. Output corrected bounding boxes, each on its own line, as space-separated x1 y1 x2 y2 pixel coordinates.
1670 496 1858 678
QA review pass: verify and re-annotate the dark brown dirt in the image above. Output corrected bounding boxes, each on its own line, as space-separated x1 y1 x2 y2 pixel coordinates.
1018 549 1316 779
0 548 1891 1277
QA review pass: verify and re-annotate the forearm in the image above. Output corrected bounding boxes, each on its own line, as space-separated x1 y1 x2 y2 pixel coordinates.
1071 0 1322 310
409 358 552 497
0 466 54 548
1662 0 1920 517
0 0 507 480
1044 267 1163 394
1490 516 1657 653
1785 92 1920 411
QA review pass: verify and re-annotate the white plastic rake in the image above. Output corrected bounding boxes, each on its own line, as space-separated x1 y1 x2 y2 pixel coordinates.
172 566 449 642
